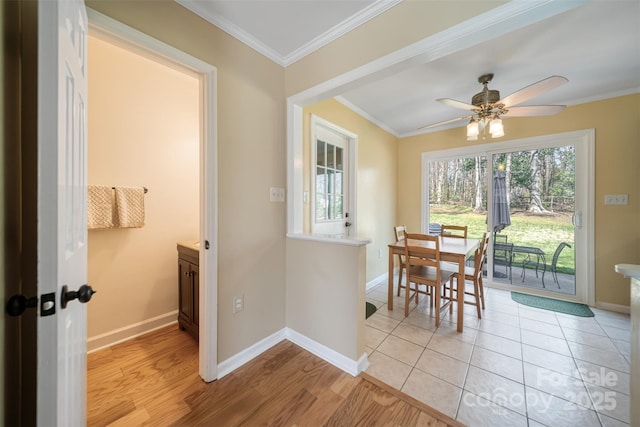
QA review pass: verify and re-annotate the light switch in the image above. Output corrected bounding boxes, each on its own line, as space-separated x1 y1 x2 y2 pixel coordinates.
233 295 244 313
604 194 628 205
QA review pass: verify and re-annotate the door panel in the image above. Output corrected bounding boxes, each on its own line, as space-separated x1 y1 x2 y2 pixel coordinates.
192 264 199 327
179 259 193 321
489 148 576 296
311 121 350 236
37 0 88 424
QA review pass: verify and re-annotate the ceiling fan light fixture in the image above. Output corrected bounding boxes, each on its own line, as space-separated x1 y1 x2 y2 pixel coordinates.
420 74 568 140
489 118 504 138
467 119 479 140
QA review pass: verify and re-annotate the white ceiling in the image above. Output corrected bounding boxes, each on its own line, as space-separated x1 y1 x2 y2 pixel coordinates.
177 0 640 137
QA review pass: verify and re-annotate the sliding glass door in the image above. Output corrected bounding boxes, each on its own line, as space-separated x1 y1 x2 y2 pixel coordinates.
423 130 594 303
489 147 576 295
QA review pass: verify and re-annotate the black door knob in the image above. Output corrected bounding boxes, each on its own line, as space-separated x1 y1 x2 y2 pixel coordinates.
6 294 38 317
61 284 96 309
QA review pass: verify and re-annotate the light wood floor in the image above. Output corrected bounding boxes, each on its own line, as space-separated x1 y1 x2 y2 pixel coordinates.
87 325 464 426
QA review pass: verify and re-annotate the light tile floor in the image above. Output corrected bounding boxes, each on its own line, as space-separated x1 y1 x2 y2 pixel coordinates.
365 278 632 427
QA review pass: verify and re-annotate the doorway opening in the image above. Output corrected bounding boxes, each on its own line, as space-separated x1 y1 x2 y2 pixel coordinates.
86 31 200 351
422 130 594 304
87 9 218 382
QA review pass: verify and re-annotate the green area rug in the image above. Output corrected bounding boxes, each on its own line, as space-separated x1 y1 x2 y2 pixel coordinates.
511 292 594 317
366 302 377 319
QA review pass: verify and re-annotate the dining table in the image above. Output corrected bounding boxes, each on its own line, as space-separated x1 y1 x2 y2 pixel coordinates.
388 235 479 332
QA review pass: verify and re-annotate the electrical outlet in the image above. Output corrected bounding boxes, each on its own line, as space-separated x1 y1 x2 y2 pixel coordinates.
233 295 244 313
269 187 285 202
604 194 628 205
377 249 382 259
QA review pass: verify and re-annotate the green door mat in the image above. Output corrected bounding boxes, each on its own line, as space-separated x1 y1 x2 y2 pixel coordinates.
511 292 594 317
366 302 377 319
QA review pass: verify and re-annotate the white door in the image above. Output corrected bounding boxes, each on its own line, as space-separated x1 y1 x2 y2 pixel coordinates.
38 0 89 425
311 117 355 236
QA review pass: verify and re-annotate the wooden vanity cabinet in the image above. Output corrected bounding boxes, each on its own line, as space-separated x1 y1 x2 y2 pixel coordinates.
177 242 199 340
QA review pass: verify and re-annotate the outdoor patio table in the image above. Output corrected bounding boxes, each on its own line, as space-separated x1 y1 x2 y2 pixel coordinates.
512 245 546 281
388 236 478 332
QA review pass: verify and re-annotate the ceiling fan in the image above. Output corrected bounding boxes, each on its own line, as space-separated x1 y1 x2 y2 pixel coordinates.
420 73 568 140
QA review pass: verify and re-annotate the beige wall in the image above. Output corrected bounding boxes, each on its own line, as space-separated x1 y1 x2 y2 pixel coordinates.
303 99 398 283
286 238 365 361
87 35 199 339
397 94 640 307
87 1 287 360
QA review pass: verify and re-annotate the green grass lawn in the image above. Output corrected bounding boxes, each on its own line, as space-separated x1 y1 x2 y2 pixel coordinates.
430 206 575 274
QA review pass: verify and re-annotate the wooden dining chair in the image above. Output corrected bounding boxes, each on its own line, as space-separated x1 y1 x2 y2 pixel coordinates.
393 225 407 296
448 232 489 319
440 224 468 238
403 232 456 324
440 224 468 270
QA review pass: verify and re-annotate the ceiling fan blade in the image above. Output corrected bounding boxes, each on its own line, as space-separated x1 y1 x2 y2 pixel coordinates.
503 105 566 117
437 98 477 111
418 115 472 130
499 75 568 108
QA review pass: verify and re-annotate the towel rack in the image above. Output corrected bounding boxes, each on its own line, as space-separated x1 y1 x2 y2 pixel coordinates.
111 186 148 193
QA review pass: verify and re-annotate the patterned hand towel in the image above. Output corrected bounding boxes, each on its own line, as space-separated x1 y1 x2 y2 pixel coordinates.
88 185 115 229
114 187 145 228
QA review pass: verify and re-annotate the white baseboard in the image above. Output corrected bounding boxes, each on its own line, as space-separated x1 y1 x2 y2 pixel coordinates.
285 328 366 377
217 328 287 378
357 351 370 373
595 301 630 314
88 315 368 381
87 310 179 353
215 327 368 380
366 271 388 291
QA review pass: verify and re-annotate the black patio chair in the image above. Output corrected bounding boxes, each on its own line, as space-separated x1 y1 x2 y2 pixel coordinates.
541 242 572 288
493 234 513 282
428 223 442 235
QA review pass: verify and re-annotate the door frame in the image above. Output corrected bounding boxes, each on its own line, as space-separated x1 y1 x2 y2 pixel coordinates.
309 115 358 236
3 0 39 423
87 9 219 381
421 129 595 305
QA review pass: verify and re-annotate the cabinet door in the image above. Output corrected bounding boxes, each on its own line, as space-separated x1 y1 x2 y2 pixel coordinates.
178 258 193 321
192 264 199 327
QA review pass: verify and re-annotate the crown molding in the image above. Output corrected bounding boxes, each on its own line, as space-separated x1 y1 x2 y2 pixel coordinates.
176 0 285 65
282 0 403 66
177 0 402 67
334 96 400 138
